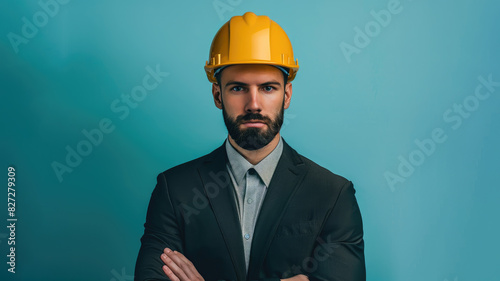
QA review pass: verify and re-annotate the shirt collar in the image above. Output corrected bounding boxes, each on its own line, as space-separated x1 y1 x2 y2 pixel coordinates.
225 137 283 187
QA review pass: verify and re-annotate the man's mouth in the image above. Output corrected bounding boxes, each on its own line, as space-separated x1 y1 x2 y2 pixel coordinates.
241 120 267 128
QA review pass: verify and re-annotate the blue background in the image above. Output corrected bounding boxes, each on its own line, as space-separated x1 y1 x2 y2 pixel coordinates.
1 0 499 280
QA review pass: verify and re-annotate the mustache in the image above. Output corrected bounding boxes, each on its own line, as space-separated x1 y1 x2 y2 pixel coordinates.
235 113 272 124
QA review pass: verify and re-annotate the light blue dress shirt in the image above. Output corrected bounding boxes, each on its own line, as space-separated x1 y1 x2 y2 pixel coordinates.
225 137 284 272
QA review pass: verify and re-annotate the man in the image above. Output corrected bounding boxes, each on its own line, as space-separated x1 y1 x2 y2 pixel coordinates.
135 12 365 281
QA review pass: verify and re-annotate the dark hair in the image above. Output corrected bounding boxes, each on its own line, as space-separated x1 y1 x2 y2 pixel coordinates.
215 71 222 89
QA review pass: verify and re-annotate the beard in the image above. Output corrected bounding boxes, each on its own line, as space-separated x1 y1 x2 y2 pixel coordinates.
222 104 284 151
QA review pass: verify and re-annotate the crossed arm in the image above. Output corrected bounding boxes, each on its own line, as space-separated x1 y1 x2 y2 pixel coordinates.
160 248 308 281
136 174 364 281
135 173 310 281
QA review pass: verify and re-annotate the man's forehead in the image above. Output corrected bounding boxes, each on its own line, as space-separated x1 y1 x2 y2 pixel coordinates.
220 64 284 83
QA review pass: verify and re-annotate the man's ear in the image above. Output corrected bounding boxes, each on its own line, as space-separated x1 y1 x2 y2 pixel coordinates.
284 82 292 109
212 83 223 109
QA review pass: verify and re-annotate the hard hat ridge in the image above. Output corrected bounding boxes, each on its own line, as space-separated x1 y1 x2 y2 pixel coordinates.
242 11 258 25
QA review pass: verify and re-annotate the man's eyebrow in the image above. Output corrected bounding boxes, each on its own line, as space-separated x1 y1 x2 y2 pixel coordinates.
224 80 283 88
224 81 248 88
260 81 282 87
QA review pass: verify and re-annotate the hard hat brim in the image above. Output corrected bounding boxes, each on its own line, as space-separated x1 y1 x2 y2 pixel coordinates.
205 61 299 83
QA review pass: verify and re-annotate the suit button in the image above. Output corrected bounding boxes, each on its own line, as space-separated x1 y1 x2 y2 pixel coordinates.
244 233 250 240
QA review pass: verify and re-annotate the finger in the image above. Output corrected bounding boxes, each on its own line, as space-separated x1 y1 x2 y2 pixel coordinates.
161 253 190 281
162 264 179 281
173 251 204 280
165 251 200 281
163 248 203 281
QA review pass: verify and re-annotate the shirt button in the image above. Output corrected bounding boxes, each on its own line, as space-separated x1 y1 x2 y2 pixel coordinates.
247 198 253 204
244 233 250 240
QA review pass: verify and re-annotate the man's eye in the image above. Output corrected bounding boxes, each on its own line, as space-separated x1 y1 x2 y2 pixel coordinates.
263 86 275 92
231 86 244 92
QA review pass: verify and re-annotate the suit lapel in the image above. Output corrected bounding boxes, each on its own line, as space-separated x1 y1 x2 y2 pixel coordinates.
248 140 308 277
198 144 246 281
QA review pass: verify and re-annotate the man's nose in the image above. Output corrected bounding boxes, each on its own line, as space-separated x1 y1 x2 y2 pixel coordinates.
245 87 261 113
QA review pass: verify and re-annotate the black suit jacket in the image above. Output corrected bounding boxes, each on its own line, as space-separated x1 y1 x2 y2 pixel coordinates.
135 140 365 281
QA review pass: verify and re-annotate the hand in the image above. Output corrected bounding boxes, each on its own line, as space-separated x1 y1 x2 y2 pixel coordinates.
281 274 309 281
161 248 205 281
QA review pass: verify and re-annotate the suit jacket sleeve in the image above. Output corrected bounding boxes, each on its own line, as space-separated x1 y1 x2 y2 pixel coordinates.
308 181 365 281
135 173 183 281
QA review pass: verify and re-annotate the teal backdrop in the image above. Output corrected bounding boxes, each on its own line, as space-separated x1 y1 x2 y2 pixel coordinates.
1 0 499 280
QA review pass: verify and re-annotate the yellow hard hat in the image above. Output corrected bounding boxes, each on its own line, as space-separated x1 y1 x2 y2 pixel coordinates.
205 12 299 83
